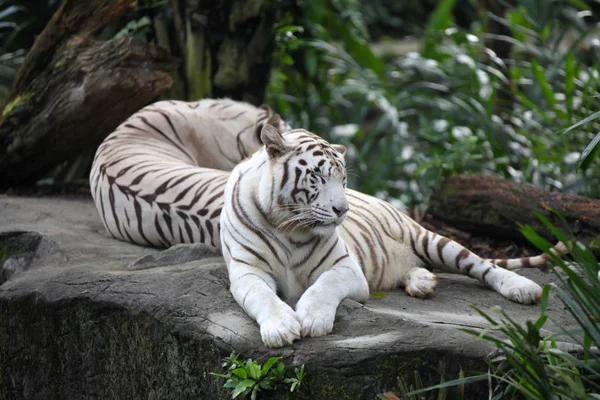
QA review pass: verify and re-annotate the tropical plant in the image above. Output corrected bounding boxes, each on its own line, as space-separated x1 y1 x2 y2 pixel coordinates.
210 352 305 400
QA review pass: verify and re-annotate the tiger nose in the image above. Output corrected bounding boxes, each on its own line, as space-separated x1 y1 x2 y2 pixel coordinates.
332 205 349 217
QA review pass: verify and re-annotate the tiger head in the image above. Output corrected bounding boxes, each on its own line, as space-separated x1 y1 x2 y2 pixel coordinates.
259 115 348 235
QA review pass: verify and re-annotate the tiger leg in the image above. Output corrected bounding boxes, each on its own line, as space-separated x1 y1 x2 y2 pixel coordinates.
410 228 542 304
228 262 302 348
295 255 369 338
404 267 438 298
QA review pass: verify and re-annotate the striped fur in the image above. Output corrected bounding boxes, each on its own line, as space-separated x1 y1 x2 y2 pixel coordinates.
91 99 556 348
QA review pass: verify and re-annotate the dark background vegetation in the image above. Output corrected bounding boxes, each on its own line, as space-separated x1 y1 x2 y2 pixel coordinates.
2 0 600 209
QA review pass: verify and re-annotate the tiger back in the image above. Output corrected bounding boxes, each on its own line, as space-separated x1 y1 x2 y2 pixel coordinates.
90 99 288 248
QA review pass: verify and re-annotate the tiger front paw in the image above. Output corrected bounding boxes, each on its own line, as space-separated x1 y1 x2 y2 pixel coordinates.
295 299 337 338
259 307 302 348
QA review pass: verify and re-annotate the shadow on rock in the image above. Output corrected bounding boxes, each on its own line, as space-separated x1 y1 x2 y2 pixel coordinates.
0 231 63 284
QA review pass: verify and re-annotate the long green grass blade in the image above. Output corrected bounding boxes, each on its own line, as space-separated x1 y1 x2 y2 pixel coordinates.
405 375 489 396
559 110 600 135
578 131 600 170
565 52 575 118
423 0 457 58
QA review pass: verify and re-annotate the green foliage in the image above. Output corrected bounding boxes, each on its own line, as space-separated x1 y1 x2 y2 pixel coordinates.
0 0 26 101
461 307 592 399
560 111 600 170
210 352 305 400
112 16 153 41
382 364 469 400
268 0 600 208
360 0 442 40
411 218 600 399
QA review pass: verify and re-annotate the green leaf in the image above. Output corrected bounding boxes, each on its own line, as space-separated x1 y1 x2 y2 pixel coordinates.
232 379 255 399
520 225 553 254
251 385 260 400
248 362 261 380
209 372 232 379
261 357 281 377
304 49 318 79
533 314 548 330
406 374 489 396
565 52 575 117
296 364 305 380
423 0 458 58
559 110 600 135
371 291 386 299
539 284 551 316
224 380 239 389
531 60 556 106
577 131 600 170
584 333 592 361
259 380 274 390
232 367 247 380
567 0 591 10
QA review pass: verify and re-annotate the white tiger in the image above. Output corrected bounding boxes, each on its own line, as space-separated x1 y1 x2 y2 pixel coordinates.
90 99 565 348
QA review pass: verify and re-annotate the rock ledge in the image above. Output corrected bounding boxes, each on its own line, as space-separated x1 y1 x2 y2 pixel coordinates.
0 196 577 399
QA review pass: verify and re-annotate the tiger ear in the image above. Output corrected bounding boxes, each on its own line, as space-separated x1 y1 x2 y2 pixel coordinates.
259 104 273 115
266 113 281 128
331 144 347 157
261 114 287 159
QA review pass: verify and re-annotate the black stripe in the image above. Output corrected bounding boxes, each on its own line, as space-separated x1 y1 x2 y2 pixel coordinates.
308 239 339 281
154 214 170 245
454 249 470 271
134 198 154 246
138 116 191 158
232 175 286 266
409 229 429 265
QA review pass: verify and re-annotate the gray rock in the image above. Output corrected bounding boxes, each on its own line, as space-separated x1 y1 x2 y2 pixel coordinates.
127 243 222 270
0 230 63 284
0 195 579 400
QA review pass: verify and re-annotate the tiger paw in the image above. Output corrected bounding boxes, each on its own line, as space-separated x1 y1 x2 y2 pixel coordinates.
405 268 438 298
259 308 302 348
497 274 542 305
295 299 336 338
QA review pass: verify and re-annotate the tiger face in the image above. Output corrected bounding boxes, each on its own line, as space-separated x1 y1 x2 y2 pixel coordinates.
260 117 348 235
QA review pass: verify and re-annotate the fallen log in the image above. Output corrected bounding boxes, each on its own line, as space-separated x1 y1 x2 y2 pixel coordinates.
0 0 177 187
428 174 600 254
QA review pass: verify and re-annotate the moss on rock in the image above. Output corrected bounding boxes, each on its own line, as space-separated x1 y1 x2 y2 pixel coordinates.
2 93 33 118
214 39 249 90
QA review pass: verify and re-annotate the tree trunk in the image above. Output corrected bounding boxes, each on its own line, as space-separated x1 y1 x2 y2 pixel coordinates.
428 174 600 254
161 0 278 105
0 0 177 188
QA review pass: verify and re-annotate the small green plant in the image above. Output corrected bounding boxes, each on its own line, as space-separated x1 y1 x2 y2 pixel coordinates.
211 352 305 400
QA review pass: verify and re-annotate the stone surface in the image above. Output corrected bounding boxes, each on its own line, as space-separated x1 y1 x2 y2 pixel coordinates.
0 195 578 399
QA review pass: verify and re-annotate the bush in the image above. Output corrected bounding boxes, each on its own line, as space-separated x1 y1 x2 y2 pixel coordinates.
267 0 600 208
